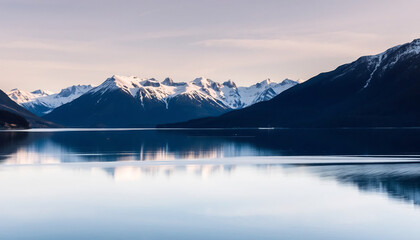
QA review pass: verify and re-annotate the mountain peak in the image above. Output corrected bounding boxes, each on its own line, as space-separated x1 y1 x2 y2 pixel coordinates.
57 85 93 98
162 77 174 85
31 89 50 96
255 79 273 88
406 38 420 51
7 89 30 103
280 78 299 85
141 78 161 87
162 77 186 86
409 38 420 46
112 74 139 79
108 75 142 85
102 75 142 93
223 80 237 88
7 88 47 103
192 77 209 84
192 77 216 88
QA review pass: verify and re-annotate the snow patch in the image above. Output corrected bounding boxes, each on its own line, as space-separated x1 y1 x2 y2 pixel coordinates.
364 53 385 88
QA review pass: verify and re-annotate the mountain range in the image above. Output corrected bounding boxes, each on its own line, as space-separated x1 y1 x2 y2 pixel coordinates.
41 76 297 127
161 38 420 128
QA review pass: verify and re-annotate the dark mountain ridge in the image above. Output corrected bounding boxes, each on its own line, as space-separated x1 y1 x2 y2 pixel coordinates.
160 39 420 128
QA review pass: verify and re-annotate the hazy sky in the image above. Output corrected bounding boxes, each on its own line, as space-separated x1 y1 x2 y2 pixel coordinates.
0 0 419 92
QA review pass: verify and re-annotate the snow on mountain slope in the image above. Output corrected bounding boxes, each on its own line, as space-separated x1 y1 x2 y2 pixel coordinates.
8 85 93 116
8 89 52 104
235 78 298 107
87 75 298 110
90 75 226 108
332 38 420 89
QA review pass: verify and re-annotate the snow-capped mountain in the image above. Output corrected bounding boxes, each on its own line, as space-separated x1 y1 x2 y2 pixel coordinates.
8 85 93 116
0 90 56 128
161 38 420 128
235 78 298 107
8 89 52 103
89 75 297 109
43 76 298 127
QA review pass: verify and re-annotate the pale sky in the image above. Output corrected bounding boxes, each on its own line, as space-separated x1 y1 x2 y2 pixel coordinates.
0 0 419 92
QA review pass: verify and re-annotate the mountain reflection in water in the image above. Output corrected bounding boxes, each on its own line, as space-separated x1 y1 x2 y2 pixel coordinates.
1 129 420 208
300 163 420 206
2 128 420 163
100 162 420 207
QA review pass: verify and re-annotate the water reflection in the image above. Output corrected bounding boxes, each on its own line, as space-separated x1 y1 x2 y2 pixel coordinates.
0 130 278 163
108 162 420 206
101 164 236 181
1 129 420 209
2 128 420 164
0 132 28 161
300 163 420 206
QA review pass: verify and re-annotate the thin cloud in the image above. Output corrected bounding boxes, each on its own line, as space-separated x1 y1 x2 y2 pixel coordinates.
0 40 98 53
194 32 384 58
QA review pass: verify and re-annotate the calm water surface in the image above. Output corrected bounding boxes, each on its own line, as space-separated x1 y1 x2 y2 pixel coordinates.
0 129 419 239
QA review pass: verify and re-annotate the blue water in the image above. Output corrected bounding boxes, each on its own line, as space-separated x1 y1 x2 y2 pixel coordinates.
0 129 419 239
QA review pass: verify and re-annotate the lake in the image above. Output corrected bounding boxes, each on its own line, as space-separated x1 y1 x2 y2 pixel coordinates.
1 128 420 239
